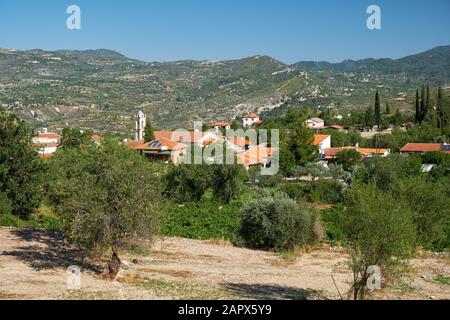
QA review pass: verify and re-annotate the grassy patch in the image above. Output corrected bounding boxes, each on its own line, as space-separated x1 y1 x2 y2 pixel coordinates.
0 205 62 230
434 274 450 286
0 214 28 228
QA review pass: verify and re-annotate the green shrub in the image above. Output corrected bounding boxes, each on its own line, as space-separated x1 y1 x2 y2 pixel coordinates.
278 180 343 204
161 197 241 240
248 167 282 188
321 205 347 245
236 192 316 250
28 214 63 230
422 151 450 165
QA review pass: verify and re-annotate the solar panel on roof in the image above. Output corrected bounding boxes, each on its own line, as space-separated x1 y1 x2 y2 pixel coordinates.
148 141 162 148
441 145 450 151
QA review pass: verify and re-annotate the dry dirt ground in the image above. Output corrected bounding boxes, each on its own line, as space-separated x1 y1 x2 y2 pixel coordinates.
0 227 449 300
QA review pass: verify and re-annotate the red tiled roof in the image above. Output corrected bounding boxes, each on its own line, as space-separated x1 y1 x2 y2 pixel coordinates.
313 134 330 145
91 134 101 142
208 121 231 127
324 146 389 160
236 145 275 166
242 113 259 119
155 131 213 144
226 136 252 147
400 143 442 153
126 140 144 150
37 133 61 139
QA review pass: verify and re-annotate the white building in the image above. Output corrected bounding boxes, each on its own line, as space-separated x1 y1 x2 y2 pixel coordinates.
306 118 325 129
32 129 61 158
208 121 231 132
242 113 261 128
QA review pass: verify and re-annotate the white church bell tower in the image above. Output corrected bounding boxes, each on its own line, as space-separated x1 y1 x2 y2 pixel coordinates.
135 110 146 141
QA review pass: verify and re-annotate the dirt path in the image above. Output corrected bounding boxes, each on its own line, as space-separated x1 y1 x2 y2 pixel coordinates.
0 227 448 300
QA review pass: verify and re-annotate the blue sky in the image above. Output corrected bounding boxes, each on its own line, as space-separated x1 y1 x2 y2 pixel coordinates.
0 0 449 63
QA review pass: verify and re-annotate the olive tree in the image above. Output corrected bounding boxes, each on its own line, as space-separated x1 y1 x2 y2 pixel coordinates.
0 113 46 218
237 192 316 250
339 183 416 299
49 139 161 277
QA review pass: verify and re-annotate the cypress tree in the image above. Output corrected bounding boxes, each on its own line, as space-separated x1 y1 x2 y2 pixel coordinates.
144 122 155 141
374 90 382 129
426 85 432 121
436 86 446 130
415 89 420 124
385 101 390 114
420 85 426 123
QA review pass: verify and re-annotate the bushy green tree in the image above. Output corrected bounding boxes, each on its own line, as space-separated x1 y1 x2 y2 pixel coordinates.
49 140 161 271
339 183 416 300
285 125 318 166
60 127 91 149
0 113 46 218
164 164 211 203
237 192 316 250
210 164 246 204
336 149 361 171
354 154 422 191
397 176 449 250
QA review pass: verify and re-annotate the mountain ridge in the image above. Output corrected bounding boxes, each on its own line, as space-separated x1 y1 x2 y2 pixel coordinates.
0 45 449 134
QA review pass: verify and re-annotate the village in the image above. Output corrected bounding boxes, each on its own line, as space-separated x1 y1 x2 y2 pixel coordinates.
31 110 449 174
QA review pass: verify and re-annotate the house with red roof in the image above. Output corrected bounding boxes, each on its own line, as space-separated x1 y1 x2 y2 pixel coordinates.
128 136 187 164
208 121 231 131
236 144 276 169
32 128 61 158
242 113 261 128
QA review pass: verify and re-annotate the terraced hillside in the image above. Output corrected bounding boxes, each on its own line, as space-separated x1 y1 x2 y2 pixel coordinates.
0 46 449 134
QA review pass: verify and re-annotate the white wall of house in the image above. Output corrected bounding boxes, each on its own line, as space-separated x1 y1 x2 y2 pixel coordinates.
318 136 331 156
243 116 259 128
306 118 325 129
38 146 57 155
32 137 59 144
